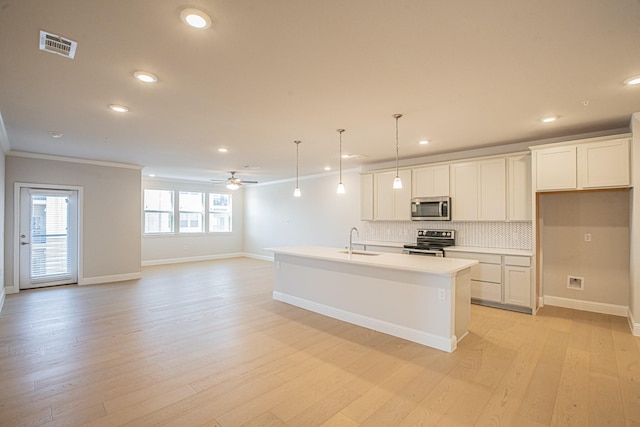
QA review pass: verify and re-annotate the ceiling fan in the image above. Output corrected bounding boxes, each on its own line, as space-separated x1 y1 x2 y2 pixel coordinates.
211 171 258 190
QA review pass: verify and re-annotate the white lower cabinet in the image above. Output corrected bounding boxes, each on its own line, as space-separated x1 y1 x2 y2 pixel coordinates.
446 251 532 311
504 266 531 306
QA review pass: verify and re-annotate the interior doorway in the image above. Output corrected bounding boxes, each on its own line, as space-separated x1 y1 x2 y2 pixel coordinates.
17 186 80 289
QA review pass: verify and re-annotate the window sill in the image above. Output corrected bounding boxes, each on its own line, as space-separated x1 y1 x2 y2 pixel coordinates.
143 232 234 237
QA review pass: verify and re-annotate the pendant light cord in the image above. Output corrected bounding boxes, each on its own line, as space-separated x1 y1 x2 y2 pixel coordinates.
338 129 345 184
394 114 402 176
295 140 300 187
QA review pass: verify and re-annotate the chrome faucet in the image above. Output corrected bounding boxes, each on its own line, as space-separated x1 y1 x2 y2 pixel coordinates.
349 227 359 256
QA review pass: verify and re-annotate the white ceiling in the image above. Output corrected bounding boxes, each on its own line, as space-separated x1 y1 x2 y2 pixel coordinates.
1 0 639 184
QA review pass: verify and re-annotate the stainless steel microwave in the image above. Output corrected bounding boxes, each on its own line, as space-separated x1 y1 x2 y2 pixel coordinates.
411 196 451 221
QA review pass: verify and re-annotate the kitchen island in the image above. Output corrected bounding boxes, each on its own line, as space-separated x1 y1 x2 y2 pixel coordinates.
267 246 478 352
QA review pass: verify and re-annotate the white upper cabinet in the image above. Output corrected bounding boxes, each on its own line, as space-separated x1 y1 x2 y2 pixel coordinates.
479 158 507 221
412 164 450 197
508 154 532 221
532 137 630 192
360 173 374 221
578 138 630 188
534 146 577 191
450 162 478 220
374 170 412 221
451 158 506 221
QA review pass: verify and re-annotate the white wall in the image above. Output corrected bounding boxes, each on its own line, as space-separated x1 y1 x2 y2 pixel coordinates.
141 178 244 264
630 113 640 329
0 149 5 308
541 190 630 307
243 171 362 259
4 154 142 288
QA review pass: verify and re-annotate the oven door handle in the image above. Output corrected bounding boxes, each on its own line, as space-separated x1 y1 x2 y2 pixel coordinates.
403 248 444 256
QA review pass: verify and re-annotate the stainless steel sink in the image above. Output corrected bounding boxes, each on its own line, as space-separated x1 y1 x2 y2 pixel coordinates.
338 250 381 256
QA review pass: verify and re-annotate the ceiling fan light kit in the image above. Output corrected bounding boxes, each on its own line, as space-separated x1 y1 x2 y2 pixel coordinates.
211 171 258 190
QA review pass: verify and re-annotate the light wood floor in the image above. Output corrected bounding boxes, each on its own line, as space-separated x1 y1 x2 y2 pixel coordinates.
1 258 639 426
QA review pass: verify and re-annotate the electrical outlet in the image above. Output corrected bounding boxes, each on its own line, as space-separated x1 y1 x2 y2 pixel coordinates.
438 289 446 300
584 233 591 242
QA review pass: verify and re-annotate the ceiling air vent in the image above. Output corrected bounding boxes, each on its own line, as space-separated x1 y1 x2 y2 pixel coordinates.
39 30 78 59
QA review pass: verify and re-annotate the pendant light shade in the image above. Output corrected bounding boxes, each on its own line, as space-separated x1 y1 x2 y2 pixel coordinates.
393 114 403 190
337 129 346 194
293 140 301 197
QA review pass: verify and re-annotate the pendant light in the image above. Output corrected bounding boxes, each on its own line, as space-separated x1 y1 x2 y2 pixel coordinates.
293 140 302 197
336 129 346 194
392 113 403 189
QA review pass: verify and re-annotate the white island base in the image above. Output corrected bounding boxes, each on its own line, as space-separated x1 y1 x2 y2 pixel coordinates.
269 247 477 353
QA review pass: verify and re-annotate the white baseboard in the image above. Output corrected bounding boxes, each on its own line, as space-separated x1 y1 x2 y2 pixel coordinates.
141 253 245 266
543 295 628 317
243 253 274 262
80 272 142 286
273 291 457 353
628 309 640 336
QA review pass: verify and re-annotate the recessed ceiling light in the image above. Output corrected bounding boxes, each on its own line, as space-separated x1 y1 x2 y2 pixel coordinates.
109 104 129 113
624 75 640 86
180 8 212 29
133 71 157 83
49 131 63 139
541 116 557 123
218 148 228 153
419 139 430 145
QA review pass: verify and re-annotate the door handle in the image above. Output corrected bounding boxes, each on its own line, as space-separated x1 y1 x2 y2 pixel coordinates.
21 242 30 245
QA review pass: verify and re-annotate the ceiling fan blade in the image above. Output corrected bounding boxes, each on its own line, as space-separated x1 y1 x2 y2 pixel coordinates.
239 180 258 184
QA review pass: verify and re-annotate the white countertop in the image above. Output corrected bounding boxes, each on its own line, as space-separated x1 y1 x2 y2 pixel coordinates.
352 240 409 248
266 246 478 276
445 246 534 257
353 240 534 257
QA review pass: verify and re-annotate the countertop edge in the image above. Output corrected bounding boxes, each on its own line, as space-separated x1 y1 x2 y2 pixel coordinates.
444 246 534 257
352 241 533 256
265 246 478 276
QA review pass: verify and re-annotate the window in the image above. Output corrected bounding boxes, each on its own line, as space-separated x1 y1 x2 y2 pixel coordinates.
144 189 174 233
143 188 233 235
209 193 232 232
179 191 204 233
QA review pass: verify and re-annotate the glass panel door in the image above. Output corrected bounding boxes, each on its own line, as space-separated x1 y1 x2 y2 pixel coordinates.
19 188 78 289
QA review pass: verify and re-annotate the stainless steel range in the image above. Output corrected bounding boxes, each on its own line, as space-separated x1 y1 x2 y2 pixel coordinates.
403 229 455 257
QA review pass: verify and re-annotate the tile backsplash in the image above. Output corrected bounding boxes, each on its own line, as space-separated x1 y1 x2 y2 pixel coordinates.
363 221 533 250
